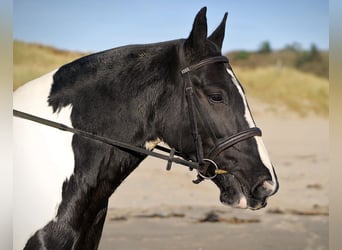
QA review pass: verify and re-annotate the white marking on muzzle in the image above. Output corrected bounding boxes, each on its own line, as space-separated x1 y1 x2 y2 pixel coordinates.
237 196 248 209
226 68 277 194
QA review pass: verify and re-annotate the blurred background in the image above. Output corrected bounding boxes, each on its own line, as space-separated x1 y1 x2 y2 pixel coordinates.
13 1 330 249
13 0 328 117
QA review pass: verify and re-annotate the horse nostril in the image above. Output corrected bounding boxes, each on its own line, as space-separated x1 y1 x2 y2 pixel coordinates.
253 180 275 199
262 180 275 192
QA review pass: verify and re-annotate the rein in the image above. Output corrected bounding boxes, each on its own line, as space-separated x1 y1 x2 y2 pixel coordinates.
13 109 199 170
13 54 262 184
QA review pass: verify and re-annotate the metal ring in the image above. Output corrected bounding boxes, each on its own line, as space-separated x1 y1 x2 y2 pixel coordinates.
197 158 218 180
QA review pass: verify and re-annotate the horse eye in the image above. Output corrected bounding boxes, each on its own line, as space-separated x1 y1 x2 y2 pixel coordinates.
208 94 224 103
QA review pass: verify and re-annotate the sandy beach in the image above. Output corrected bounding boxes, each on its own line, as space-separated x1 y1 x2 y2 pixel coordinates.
98 98 329 250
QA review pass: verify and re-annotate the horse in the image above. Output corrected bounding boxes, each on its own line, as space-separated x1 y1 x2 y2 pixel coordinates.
13 7 278 250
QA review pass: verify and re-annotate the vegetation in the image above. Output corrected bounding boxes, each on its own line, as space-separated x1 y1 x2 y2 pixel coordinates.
228 42 328 79
13 40 328 116
13 40 86 90
257 41 272 54
227 41 328 116
234 67 328 116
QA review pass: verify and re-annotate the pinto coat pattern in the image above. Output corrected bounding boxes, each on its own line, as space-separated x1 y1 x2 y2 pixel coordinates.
14 7 278 250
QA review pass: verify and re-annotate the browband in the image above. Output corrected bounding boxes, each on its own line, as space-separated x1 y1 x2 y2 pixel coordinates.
181 56 228 75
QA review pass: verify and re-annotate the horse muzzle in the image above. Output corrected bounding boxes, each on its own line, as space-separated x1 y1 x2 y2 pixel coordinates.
192 127 262 184
218 174 277 210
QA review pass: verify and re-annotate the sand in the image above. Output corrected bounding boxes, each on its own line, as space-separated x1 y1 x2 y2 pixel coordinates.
98 98 329 250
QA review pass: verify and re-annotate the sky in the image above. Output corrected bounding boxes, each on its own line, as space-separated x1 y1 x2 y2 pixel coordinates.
13 0 329 54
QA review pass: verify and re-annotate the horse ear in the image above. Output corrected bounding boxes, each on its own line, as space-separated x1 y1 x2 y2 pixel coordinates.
185 7 208 51
208 12 228 50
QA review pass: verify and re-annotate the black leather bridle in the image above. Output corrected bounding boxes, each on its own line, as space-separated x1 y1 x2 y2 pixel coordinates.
13 54 261 184
179 55 262 183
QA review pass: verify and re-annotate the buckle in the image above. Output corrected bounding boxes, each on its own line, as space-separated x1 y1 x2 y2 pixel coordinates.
197 159 227 180
166 148 176 171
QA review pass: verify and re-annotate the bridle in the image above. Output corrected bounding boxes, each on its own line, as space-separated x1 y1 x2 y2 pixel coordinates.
13 53 261 184
179 54 261 183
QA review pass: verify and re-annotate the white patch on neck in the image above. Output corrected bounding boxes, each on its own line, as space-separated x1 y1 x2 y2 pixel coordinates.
13 70 75 249
145 138 161 150
226 68 277 194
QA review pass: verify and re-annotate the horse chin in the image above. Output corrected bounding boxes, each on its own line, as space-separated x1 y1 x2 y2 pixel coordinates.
217 174 246 209
220 191 267 210
220 193 248 209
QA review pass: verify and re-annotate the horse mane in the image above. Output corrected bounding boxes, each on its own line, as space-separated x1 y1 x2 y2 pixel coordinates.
48 40 181 113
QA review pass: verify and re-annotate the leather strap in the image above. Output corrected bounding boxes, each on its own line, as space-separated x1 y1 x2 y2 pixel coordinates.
208 127 262 158
181 56 228 75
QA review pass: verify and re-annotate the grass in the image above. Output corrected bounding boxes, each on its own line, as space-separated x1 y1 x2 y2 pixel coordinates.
227 49 329 79
13 40 86 90
13 40 329 117
233 66 329 117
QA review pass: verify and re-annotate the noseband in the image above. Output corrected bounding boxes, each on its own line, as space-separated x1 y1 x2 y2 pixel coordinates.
180 55 262 184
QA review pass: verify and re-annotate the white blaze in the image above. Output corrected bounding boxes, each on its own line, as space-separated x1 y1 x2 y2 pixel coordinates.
226 68 277 194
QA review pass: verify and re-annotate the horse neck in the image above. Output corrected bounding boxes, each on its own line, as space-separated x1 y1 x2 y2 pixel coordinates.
25 42 183 249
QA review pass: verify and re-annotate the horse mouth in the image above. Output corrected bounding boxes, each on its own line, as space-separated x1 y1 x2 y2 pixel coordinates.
226 195 268 210
217 174 268 210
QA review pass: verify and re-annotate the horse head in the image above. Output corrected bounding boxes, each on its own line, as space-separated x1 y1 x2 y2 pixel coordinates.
159 7 279 210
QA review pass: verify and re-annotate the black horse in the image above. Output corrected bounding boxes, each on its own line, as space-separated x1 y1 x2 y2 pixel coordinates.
23 7 278 250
